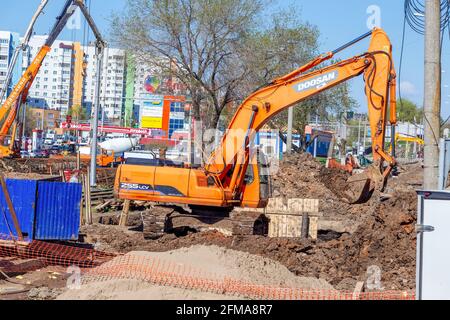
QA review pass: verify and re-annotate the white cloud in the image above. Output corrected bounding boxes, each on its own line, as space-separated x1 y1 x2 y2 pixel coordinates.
400 81 418 96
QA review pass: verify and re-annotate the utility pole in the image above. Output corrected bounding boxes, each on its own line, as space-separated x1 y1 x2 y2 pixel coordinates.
423 0 441 189
89 43 104 187
286 107 293 154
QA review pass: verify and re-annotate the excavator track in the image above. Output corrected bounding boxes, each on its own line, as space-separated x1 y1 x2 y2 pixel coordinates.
140 205 269 239
230 211 269 236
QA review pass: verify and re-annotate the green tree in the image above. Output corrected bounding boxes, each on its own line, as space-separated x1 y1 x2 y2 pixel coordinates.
67 104 88 121
23 107 38 137
397 98 423 123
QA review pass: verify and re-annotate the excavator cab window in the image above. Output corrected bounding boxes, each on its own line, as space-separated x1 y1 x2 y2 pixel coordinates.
244 165 254 185
243 147 273 200
257 149 272 200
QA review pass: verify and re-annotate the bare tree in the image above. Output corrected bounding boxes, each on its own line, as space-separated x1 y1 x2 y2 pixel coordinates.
111 0 265 131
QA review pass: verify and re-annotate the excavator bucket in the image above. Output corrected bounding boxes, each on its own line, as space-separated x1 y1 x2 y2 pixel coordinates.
342 164 385 204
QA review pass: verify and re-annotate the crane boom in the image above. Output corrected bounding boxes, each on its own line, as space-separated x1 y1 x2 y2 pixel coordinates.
0 0 106 158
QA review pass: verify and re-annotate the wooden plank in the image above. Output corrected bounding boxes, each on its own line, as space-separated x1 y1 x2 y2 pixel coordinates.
0 173 23 241
301 213 310 239
79 174 85 226
85 170 92 225
267 214 318 239
119 200 130 226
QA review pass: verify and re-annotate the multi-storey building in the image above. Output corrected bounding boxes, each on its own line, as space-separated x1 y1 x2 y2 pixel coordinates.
3 31 189 130
28 107 61 131
0 31 21 103
24 36 75 114
82 46 126 124
23 36 126 125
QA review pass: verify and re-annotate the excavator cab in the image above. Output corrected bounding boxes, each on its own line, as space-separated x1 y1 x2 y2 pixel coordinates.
240 148 272 208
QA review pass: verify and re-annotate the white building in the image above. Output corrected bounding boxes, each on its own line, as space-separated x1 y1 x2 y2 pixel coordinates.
0 31 21 103
82 46 126 124
24 35 75 114
22 35 126 123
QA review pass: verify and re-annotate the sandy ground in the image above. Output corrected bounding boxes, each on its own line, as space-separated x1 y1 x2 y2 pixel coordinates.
58 245 333 300
58 279 239 300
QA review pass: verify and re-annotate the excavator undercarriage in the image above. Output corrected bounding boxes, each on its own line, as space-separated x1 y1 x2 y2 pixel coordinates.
140 205 269 239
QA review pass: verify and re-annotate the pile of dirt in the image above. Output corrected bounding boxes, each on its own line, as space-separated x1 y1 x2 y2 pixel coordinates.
286 190 417 291
58 245 333 300
272 153 373 221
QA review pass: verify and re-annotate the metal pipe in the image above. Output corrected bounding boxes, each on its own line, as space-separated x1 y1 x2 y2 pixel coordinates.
45 0 77 46
391 125 396 158
332 30 373 55
286 107 293 154
90 44 103 187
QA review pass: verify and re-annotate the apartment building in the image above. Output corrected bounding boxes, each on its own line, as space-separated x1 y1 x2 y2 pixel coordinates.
0 31 21 102
28 107 61 131
24 36 75 115
82 46 126 124
22 36 127 125
3 31 187 128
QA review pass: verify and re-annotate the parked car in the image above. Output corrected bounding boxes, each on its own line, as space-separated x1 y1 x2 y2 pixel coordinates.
20 151 30 158
49 145 61 155
35 150 50 158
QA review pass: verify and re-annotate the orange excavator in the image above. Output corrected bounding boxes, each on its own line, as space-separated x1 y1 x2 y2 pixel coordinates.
114 28 397 238
0 0 106 158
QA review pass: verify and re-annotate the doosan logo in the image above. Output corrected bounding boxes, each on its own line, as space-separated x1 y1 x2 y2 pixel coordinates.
294 71 338 92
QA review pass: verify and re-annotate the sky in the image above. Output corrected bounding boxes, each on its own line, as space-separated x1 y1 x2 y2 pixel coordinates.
0 0 448 118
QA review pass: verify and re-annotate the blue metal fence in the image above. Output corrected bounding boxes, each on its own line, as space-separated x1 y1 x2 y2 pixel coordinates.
0 179 82 241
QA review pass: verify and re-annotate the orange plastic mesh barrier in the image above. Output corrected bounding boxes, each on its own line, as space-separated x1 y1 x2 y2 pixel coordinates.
81 253 415 300
0 234 117 270
1 235 415 300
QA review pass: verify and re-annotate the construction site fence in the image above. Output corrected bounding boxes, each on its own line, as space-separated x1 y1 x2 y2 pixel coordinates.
0 236 416 301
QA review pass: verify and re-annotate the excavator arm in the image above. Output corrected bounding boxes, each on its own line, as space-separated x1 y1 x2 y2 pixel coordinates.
115 27 397 212
206 27 397 203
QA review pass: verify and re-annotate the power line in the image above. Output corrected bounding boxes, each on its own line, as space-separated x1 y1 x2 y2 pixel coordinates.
405 0 450 34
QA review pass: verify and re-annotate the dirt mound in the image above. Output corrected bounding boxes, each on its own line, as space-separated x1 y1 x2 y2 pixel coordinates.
58 245 332 300
272 153 373 221
83 190 416 292
257 163 416 292
290 190 417 290
133 245 333 289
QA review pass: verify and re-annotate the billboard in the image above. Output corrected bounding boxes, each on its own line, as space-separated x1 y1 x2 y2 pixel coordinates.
141 95 164 129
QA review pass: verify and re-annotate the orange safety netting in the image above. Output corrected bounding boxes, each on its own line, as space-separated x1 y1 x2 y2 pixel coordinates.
0 235 415 300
